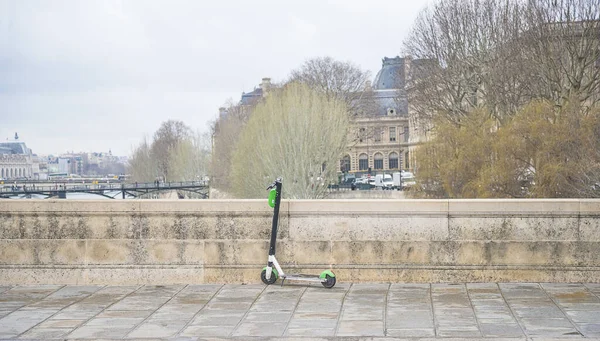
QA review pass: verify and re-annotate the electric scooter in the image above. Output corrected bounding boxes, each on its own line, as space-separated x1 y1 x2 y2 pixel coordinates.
261 178 336 288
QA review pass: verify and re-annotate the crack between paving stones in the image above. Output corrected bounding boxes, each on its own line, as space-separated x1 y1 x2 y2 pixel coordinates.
497 283 528 338
13 284 84 338
584 283 600 302
539 283 585 337
63 284 145 339
281 286 308 336
465 283 484 338
228 284 269 338
334 282 352 337
383 282 390 336
429 283 437 338
172 283 225 337
124 284 189 338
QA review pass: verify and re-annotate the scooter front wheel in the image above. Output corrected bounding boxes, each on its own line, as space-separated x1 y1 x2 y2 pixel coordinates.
321 274 336 288
261 269 278 285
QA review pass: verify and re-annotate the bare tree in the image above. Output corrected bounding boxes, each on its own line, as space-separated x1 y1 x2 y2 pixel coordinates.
127 137 156 182
209 103 253 190
520 0 600 110
150 120 192 181
230 82 349 199
169 129 211 182
128 121 209 184
404 0 525 125
289 56 375 117
404 0 600 125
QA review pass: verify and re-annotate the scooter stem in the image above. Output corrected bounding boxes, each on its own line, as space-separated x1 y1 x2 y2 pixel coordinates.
268 179 282 257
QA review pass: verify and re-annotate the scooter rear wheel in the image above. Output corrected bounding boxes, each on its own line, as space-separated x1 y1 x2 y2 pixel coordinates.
321 274 336 288
261 269 277 285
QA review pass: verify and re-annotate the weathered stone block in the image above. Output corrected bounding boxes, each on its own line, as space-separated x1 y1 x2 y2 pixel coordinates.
0 240 85 265
203 240 268 265
290 214 448 241
332 241 430 265
449 216 579 241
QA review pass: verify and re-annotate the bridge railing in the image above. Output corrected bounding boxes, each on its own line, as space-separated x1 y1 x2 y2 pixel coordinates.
0 181 208 194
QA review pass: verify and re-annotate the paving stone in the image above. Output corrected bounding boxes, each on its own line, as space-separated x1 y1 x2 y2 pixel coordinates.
348 283 390 295
67 325 135 339
287 317 338 329
84 317 145 327
134 285 186 297
128 320 188 338
565 310 600 323
520 317 576 329
108 295 173 311
512 306 566 318
337 320 384 336
7 285 63 295
18 327 72 339
284 327 336 337
36 319 86 328
189 312 245 326
179 324 235 337
579 323 600 337
525 329 583 338
232 321 287 337
437 327 482 338
0 309 56 337
50 310 101 320
386 328 435 337
479 322 524 337
341 307 384 320
96 310 154 318
386 310 433 329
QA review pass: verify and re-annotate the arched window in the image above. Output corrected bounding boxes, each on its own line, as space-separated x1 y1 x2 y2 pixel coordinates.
18 169 22 177
374 153 383 170
358 154 368 171
10 169 13 178
389 152 399 169
1 168 3 178
340 155 351 173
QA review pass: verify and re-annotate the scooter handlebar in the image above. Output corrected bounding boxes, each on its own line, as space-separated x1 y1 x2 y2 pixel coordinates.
266 178 282 191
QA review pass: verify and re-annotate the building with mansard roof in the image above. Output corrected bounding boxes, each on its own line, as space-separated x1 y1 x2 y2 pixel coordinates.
0 133 41 180
341 56 427 177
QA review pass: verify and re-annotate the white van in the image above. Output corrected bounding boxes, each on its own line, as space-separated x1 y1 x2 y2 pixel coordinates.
374 174 384 188
392 172 402 190
401 171 416 189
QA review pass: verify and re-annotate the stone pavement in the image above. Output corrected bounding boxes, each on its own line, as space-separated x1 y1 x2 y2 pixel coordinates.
1 282 600 340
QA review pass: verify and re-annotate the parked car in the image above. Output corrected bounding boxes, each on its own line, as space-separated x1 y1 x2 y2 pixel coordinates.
354 177 368 185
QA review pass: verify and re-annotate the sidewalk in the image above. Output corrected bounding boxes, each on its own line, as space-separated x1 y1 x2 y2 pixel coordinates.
1 282 600 340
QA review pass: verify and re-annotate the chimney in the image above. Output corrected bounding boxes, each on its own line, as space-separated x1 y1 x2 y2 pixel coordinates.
260 77 271 93
218 107 227 118
365 80 372 91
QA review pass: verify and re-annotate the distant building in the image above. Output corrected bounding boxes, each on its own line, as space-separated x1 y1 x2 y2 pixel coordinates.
343 57 413 176
0 133 42 180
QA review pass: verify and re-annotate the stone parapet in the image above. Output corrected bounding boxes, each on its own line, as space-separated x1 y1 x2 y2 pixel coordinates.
0 199 599 284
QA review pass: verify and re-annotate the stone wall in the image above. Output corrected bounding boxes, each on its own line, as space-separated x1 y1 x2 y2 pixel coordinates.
0 199 599 284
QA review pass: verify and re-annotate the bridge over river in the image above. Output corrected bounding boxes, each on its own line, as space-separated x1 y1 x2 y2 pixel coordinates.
0 181 209 199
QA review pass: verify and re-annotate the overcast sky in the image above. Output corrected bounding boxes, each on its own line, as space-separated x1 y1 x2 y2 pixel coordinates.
0 0 430 156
